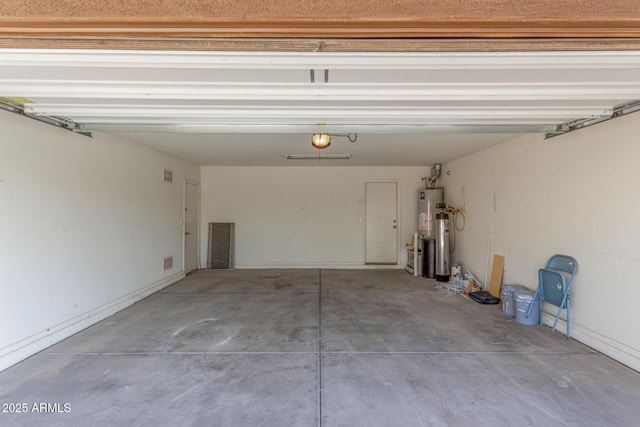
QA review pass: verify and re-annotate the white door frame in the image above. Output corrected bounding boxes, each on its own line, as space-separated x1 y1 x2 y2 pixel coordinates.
183 179 200 273
363 179 400 265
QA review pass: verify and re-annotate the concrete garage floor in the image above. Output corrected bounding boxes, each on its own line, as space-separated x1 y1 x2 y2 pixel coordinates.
2 269 640 426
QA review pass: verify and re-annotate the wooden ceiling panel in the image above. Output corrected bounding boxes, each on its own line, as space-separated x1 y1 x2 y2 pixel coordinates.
0 0 640 39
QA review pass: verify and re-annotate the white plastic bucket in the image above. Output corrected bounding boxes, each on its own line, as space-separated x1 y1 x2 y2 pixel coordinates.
514 289 539 325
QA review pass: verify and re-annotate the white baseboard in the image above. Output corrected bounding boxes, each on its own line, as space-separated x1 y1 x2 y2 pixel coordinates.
0 271 185 373
198 261 406 270
542 313 640 373
233 262 404 269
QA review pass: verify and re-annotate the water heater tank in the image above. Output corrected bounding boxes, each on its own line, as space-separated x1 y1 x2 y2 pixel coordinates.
435 211 451 282
418 188 444 239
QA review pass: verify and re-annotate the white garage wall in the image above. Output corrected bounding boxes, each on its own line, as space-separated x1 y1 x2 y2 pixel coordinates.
440 113 640 371
200 166 428 268
0 112 199 371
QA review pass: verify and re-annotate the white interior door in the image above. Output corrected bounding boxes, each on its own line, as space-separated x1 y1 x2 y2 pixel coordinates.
184 181 199 274
365 182 398 264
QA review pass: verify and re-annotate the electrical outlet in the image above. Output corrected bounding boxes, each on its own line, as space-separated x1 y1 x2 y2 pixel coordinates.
163 256 173 270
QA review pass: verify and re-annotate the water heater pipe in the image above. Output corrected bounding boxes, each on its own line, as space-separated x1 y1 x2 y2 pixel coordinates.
427 163 442 188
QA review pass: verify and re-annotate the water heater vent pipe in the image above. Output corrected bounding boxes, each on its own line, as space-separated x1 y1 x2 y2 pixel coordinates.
427 163 442 188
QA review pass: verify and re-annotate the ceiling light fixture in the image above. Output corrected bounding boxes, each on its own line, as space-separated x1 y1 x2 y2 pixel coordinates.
311 133 331 149
311 132 357 149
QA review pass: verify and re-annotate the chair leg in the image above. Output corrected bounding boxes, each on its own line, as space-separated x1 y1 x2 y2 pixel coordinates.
552 307 561 332
527 290 536 317
566 302 570 339
539 292 544 327
554 293 570 337
528 290 543 326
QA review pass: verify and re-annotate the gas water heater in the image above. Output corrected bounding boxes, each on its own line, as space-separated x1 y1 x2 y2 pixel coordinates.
435 203 451 282
418 188 443 278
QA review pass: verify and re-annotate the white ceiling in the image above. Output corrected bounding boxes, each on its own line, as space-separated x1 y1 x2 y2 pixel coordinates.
1 49 639 166
113 132 518 166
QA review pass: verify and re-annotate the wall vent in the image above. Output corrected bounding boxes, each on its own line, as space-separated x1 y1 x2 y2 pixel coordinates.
163 256 173 270
163 169 173 182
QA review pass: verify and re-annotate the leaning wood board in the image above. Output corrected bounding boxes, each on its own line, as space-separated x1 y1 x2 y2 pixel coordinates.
488 255 505 298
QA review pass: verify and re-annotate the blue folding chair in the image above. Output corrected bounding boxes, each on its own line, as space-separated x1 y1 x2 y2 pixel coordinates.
532 255 578 338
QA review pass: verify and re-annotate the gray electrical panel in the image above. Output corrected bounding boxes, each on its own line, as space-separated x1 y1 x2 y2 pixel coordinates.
207 222 235 269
